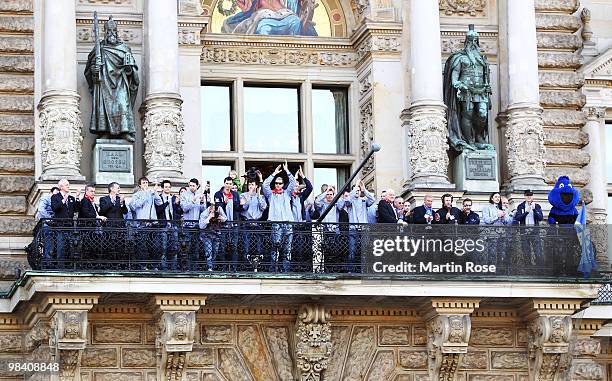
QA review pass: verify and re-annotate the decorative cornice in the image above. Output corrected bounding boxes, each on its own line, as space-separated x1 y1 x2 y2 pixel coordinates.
153 295 207 312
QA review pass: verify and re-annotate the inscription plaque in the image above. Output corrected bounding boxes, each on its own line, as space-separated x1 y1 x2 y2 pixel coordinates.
99 148 130 173
465 157 495 180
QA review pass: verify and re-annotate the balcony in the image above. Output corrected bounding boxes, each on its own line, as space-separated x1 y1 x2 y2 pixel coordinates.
24 219 604 283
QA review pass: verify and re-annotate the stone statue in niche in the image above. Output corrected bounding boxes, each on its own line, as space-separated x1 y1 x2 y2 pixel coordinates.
443 24 492 152
84 13 139 142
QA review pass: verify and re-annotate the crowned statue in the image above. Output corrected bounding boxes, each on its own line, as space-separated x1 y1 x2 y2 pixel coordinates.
443 24 492 152
84 14 139 142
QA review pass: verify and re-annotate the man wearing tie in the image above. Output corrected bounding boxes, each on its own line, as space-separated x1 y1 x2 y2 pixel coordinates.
50 179 78 262
156 180 182 270
99 182 128 220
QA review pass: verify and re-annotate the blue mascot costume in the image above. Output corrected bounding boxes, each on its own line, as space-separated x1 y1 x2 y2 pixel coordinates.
547 176 580 225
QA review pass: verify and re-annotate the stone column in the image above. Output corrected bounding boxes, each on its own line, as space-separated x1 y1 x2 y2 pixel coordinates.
38 0 84 181
402 0 451 189
504 0 547 191
143 0 185 182
423 298 480 381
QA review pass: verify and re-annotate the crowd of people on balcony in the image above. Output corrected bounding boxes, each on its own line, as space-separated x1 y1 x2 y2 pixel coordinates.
35 162 564 271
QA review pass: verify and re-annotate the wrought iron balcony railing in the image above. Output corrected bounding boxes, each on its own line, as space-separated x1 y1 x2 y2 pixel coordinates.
25 218 601 281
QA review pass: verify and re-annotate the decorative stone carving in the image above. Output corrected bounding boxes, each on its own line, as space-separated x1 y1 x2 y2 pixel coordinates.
202 325 233 344
366 350 395 380
178 28 200 45
403 104 451 187
81 348 118 368
505 106 546 190
580 8 598 58
459 350 487 370
0 332 23 352
38 92 85 180
356 34 401 61
423 298 479 381
154 296 205 381
528 315 573 381
570 361 604 381
218 348 251 380
439 0 487 17
323 326 350 380
572 337 601 358
470 327 514 346
237 325 275 380
142 95 185 180
379 326 410 346
342 326 376 380
93 324 142 344
359 99 375 178
77 26 141 44
441 37 497 56
262 326 293 380
122 348 157 368
186 348 214 368
350 0 369 22
295 305 332 381
399 350 428 369
358 72 372 99
491 351 528 369
585 106 605 121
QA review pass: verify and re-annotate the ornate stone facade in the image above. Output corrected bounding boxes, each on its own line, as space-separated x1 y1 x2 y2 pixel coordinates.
295 305 332 381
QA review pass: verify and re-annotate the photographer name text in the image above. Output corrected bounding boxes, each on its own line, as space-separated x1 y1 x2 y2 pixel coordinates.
372 261 496 273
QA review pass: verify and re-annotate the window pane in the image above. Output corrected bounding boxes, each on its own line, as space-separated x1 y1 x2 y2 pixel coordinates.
244 86 299 153
312 88 348 154
313 166 349 195
201 85 231 151
202 164 232 195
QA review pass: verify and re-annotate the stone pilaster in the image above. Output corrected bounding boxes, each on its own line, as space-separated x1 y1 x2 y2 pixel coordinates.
143 0 185 182
522 299 583 381
295 304 332 381
504 0 547 191
403 0 451 189
38 0 84 181
153 295 206 381
422 298 480 381
44 295 99 381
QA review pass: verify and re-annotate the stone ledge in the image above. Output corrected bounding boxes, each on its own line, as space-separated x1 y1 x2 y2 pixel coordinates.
0 195 26 214
545 167 589 186
0 94 33 112
544 128 588 146
0 135 33 153
0 114 34 133
540 90 586 108
0 36 32 54
535 14 581 32
545 147 590 167
0 74 33 93
0 0 33 13
0 15 33 33
0 56 33 73
542 109 586 127
0 215 34 235
0 175 33 193
535 0 579 13
538 52 582 69
537 32 582 50
0 155 34 173
539 71 584 88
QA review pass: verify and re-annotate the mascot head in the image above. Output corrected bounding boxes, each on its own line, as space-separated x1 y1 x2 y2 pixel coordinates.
548 176 580 212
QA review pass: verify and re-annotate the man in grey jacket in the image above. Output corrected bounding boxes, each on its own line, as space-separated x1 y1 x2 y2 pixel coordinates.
128 177 163 268
262 162 296 272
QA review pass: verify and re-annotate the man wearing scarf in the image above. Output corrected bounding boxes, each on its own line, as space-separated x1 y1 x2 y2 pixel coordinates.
262 162 296 272
214 177 243 271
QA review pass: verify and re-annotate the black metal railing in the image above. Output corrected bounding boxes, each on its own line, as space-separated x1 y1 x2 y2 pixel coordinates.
25 218 601 280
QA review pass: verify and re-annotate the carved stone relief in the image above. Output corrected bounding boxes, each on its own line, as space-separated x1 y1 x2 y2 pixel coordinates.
439 0 487 17
295 305 332 381
505 106 546 183
359 99 375 178
262 326 293 380
528 315 573 381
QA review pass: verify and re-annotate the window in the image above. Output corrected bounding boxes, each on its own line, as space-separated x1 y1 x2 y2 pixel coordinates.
312 87 348 154
314 166 350 195
244 85 300 153
200 80 355 201
202 163 233 195
201 84 232 151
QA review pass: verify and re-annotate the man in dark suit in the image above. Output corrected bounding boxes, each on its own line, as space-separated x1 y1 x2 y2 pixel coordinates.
513 190 543 265
435 194 461 224
50 179 78 262
411 195 435 224
377 189 402 223
156 180 183 270
77 184 107 259
214 177 243 270
99 182 128 220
